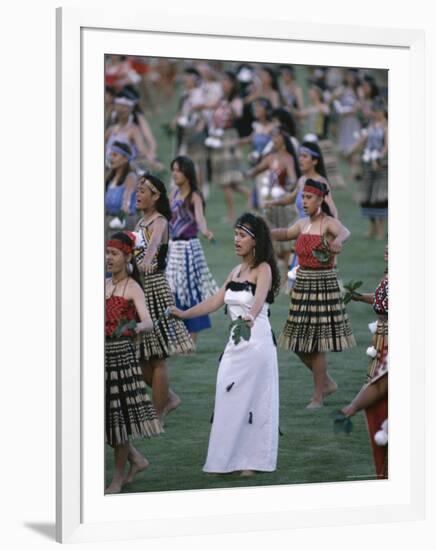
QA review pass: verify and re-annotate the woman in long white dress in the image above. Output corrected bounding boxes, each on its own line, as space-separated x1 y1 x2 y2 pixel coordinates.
170 213 281 476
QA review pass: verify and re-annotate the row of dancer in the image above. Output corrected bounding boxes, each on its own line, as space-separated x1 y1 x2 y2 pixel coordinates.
104 61 387 243
105 170 388 492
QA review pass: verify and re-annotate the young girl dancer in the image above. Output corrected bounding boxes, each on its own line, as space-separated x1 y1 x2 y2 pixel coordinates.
166 156 219 343
105 231 163 494
135 173 195 421
272 179 355 408
170 213 280 476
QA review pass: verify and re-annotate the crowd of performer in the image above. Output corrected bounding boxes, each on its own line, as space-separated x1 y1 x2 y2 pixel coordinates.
103 56 388 493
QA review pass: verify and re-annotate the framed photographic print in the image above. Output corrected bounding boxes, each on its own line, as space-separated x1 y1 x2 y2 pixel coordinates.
56 5 425 543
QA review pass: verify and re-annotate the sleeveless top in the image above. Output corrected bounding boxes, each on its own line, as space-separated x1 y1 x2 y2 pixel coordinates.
225 280 274 304
295 216 334 269
252 122 272 153
134 215 169 272
105 279 137 338
373 275 388 316
269 157 296 191
105 175 137 216
367 124 385 152
169 189 198 240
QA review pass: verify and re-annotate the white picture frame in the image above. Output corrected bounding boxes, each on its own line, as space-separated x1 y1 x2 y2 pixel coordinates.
56 5 426 544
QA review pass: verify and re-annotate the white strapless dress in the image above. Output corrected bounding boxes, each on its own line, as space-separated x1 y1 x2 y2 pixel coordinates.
203 283 279 473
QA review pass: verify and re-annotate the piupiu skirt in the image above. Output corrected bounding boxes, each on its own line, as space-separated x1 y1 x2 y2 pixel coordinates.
278 267 356 353
367 317 388 382
105 338 163 447
137 271 195 360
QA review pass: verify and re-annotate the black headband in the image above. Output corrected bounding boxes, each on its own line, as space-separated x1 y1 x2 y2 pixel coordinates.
235 223 256 239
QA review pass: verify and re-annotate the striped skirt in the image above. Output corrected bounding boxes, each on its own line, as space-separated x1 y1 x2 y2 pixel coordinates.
166 238 219 333
209 128 244 186
359 161 388 219
137 271 195 360
367 318 388 383
319 139 346 189
105 338 163 447
278 267 356 353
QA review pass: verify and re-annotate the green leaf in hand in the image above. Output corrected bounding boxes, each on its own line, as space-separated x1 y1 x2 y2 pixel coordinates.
112 319 137 338
229 317 252 345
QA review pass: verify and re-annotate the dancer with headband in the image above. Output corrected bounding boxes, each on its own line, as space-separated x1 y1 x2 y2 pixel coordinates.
170 213 280 476
272 179 355 409
135 173 195 423
105 231 163 494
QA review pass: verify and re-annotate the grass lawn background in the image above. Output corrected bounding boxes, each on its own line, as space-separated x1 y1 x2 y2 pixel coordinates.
105 63 387 493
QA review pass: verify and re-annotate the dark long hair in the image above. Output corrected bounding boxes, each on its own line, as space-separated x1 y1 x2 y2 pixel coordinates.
261 66 280 92
235 212 281 297
304 178 334 217
253 97 273 120
170 155 205 209
300 141 328 180
105 141 133 191
223 71 239 102
138 173 172 221
108 232 142 287
275 126 302 179
272 107 296 138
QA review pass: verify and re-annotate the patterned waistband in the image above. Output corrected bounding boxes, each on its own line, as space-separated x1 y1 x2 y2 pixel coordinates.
172 236 198 242
298 266 336 272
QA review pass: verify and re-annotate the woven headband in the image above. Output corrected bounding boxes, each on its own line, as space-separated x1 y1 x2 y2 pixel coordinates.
235 223 256 239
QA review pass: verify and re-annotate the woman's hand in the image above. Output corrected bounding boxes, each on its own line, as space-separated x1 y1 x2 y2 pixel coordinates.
329 239 343 254
243 314 255 328
263 200 275 209
168 306 186 319
135 320 154 334
141 263 155 275
203 229 215 241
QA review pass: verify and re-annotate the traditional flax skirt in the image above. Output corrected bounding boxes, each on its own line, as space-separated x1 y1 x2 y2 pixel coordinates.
137 271 195 360
278 267 356 353
179 129 208 177
319 139 346 188
265 204 298 255
367 317 388 383
359 161 388 219
209 128 244 186
166 238 219 333
105 338 163 447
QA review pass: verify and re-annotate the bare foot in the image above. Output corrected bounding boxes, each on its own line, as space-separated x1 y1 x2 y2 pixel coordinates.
125 457 149 484
323 381 338 397
240 470 255 477
105 477 125 494
306 400 323 409
163 391 181 418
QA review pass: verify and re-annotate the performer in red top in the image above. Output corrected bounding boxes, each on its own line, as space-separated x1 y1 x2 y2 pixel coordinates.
271 179 355 408
105 231 163 494
334 245 389 479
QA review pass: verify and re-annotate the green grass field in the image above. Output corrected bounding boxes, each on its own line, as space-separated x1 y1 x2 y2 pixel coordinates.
105 64 387 493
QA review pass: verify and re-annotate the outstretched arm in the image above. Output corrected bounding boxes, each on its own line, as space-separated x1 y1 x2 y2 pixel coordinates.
271 219 302 242
192 193 214 241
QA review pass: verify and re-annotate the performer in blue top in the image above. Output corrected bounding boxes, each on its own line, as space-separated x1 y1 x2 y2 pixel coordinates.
166 155 219 343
